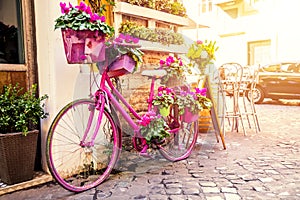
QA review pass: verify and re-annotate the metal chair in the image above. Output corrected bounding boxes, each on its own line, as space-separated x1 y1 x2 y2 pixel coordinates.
219 63 246 135
240 65 261 133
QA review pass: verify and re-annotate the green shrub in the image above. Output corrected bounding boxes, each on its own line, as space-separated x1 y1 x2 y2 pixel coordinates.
0 84 48 135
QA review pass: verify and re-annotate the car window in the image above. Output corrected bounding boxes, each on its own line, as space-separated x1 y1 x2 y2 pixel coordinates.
286 63 300 73
282 63 293 72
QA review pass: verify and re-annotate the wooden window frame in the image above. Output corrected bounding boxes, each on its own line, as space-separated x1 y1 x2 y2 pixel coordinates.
0 0 37 89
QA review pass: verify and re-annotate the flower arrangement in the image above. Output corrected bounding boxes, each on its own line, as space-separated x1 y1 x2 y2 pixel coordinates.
159 56 192 84
176 87 213 115
54 1 114 37
119 21 184 45
152 86 175 116
137 111 170 144
109 33 144 71
187 40 219 74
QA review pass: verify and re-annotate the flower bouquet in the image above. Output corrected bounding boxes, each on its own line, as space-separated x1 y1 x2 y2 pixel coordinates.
152 86 175 117
159 56 192 87
137 111 170 145
176 87 212 122
187 40 218 74
55 2 115 64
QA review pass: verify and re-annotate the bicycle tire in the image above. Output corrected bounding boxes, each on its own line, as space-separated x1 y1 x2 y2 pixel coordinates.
158 118 198 162
46 99 121 192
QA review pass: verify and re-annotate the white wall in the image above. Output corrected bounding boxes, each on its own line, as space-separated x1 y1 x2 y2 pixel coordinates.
34 0 92 171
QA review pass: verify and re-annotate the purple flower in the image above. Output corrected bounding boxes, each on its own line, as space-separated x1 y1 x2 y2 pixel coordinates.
159 60 165 66
68 2 73 8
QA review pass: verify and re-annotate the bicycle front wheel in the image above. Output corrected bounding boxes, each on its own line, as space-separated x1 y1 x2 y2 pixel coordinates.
158 120 198 162
46 99 121 192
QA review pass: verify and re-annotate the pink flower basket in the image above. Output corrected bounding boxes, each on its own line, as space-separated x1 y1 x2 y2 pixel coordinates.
108 54 136 77
182 108 199 123
61 29 105 64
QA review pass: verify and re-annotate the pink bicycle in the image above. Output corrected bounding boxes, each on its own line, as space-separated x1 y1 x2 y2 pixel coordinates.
46 44 198 192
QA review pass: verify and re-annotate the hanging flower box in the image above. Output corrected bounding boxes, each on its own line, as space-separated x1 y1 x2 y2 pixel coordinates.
61 29 106 64
107 54 136 77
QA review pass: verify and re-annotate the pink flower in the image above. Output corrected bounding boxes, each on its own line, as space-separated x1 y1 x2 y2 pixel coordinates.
132 37 139 44
196 40 203 44
114 37 123 43
60 2 69 14
80 55 87 60
90 13 101 22
179 59 183 66
85 6 92 15
158 86 165 92
75 2 87 12
100 16 106 22
159 60 165 66
125 34 132 43
195 88 207 96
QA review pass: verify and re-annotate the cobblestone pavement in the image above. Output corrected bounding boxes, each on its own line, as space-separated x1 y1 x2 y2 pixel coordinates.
1 100 300 200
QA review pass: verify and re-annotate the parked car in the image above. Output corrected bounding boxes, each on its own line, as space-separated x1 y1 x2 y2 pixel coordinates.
248 62 300 103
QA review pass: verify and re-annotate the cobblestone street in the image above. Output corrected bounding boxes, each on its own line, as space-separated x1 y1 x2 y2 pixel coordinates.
1 100 300 200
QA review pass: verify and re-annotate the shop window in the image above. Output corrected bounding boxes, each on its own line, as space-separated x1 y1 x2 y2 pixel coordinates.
0 0 24 64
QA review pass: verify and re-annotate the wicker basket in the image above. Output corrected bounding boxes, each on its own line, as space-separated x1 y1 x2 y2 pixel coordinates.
0 130 38 185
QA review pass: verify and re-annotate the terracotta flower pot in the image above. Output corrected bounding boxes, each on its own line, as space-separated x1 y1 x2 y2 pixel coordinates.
61 29 105 64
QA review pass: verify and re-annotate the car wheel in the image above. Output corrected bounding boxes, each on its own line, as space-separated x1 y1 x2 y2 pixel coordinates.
246 86 265 104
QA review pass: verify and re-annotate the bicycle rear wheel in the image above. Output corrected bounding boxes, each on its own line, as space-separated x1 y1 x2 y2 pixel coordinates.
158 119 198 162
46 99 121 192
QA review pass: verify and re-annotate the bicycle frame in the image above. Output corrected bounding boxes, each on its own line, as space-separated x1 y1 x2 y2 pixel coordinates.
80 66 158 147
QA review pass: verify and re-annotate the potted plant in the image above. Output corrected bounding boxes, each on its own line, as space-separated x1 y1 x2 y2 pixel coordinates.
159 55 192 86
152 86 175 117
0 84 48 184
176 87 212 123
137 111 170 146
103 33 144 77
54 1 115 64
187 40 219 75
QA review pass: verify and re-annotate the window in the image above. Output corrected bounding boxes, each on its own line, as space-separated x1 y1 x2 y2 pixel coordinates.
0 0 24 64
248 40 271 66
199 0 213 15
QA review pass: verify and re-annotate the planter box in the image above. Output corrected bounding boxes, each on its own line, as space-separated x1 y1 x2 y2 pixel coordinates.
61 29 106 64
0 130 38 184
107 54 136 77
114 2 189 26
139 40 189 54
182 108 199 123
